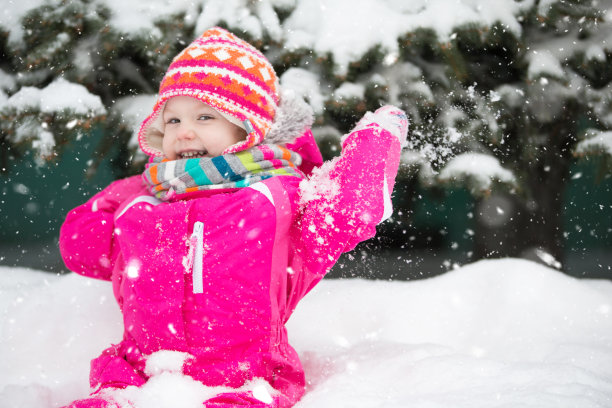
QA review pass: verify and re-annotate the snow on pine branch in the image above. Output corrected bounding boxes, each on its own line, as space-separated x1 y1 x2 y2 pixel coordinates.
2 78 106 116
0 78 106 160
527 50 566 80
1 0 533 75
575 129 612 157
280 68 326 115
438 152 517 193
282 0 531 74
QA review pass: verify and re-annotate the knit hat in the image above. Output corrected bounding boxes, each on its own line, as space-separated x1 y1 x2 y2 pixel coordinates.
138 27 280 157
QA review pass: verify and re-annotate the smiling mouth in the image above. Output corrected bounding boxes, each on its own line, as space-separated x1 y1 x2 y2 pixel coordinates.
179 150 209 159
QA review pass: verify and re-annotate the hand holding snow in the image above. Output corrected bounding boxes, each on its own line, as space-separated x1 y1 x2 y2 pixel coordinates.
351 105 409 146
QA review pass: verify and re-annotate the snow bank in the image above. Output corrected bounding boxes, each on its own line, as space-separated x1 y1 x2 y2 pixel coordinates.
1 259 611 407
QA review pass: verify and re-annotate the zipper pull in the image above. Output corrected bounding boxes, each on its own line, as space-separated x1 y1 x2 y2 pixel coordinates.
191 221 204 294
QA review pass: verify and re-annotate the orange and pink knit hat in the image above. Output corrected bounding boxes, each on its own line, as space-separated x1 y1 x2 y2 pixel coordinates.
138 27 280 157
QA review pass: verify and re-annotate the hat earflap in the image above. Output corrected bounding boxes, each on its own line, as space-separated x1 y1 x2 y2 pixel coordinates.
265 89 314 145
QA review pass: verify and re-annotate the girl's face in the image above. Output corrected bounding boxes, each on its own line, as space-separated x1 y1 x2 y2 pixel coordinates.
162 96 246 160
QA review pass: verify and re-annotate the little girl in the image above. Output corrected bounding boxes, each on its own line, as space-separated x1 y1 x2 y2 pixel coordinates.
59 27 407 408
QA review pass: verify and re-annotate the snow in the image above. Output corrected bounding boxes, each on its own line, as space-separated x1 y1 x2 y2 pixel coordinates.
31 129 55 158
112 94 158 149
195 0 283 41
280 68 326 115
576 130 612 157
282 0 530 74
586 44 607 62
298 158 341 208
1 259 611 407
283 0 406 75
438 152 516 192
0 90 8 107
333 83 365 100
494 84 525 108
0 0 45 43
99 0 198 37
0 69 17 93
104 360 276 408
527 50 566 80
4 78 106 116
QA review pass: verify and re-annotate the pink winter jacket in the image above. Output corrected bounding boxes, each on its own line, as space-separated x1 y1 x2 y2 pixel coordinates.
59 124 402 407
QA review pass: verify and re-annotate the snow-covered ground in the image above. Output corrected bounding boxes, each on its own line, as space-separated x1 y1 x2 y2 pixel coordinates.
1 258 611 408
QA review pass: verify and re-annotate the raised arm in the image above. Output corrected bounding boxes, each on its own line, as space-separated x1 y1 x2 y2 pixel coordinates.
287 106 408 304
59 175 144 280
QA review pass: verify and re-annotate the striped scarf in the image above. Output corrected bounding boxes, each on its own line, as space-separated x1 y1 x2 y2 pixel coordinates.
143 144 304 201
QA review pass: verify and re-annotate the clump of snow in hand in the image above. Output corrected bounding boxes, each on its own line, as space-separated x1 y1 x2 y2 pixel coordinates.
438 152 516 191
280 68 326 115
527 50 565 80
576 130 612 157
3 260 612 407
350 108 407 145
5 78 106 116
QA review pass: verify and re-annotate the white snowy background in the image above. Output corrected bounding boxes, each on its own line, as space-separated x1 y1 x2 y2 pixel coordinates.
1 259 611 408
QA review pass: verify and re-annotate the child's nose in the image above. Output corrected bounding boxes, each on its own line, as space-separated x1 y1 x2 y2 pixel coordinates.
177 125 196 140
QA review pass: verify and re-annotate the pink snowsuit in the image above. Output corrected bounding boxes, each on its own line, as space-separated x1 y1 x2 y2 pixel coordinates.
59 124 402 407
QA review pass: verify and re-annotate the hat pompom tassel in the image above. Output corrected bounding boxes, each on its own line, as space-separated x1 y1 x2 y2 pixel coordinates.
265 89 314 145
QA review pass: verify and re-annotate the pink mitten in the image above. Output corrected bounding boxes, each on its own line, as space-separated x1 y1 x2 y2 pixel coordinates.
352 105 409 146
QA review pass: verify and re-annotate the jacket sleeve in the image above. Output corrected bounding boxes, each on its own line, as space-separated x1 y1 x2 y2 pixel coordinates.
59 175 144 281
287 109 405 306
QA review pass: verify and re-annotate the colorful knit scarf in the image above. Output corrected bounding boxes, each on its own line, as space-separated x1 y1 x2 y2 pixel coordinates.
143 144 304 201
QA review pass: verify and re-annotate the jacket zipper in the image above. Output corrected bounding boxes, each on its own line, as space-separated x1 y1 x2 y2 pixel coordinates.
191 221 204 294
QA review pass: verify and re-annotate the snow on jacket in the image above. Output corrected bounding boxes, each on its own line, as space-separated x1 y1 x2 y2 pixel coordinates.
59 123 402 407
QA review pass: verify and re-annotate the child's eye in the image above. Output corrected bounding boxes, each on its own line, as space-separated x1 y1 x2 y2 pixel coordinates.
166 118 180 124
198 115 214 121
